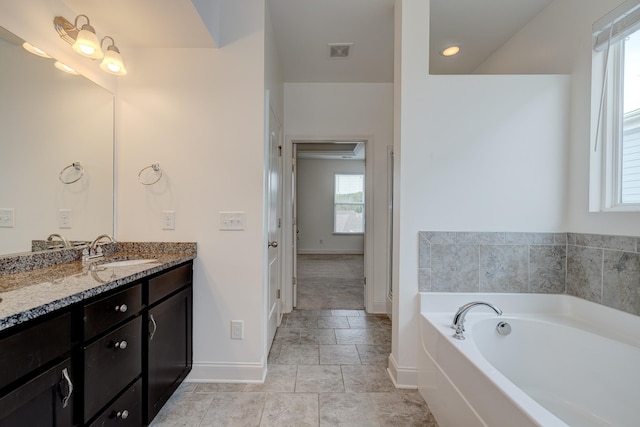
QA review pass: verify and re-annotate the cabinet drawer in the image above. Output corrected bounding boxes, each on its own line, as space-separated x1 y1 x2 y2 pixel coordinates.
0 312 71 389
84 316 141 423
88 378 142 427
84 284 142 339
148 263 192 305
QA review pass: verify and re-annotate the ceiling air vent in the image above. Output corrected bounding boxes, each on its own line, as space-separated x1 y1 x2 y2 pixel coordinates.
329 43 353 58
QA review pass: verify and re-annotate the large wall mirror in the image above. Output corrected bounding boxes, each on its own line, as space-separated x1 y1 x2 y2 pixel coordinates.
0 26 114 256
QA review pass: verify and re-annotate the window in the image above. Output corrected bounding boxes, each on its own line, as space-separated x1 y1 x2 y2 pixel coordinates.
334 174 364 233
591 1 640 211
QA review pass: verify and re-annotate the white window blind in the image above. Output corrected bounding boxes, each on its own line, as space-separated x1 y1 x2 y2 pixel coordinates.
593 0 640 51
334 174 364 233
622 112 640 203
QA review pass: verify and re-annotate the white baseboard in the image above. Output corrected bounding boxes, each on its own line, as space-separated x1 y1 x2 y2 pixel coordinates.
297 250 364 255
368 301 388 314
186 361 266 383
387 353 417 389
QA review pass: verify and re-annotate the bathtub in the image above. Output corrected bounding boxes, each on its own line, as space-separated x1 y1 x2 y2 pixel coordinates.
418 293 640 427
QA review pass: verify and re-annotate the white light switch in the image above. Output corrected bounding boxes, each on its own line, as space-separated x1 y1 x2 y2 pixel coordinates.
162 211 176 230
58 209 72 228
219 211 245 231
0 208 15 228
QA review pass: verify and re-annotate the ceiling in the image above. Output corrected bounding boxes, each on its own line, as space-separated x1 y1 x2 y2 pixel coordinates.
268 0 554 81
60 0 554 78
63 0 216 48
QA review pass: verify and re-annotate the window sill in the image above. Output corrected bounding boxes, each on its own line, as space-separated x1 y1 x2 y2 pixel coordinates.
332 232 364 235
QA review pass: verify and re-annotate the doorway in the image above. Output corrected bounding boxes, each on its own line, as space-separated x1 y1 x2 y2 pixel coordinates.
291 140 368 310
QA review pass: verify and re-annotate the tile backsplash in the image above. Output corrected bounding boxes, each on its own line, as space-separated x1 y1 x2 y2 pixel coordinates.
418 231 640 316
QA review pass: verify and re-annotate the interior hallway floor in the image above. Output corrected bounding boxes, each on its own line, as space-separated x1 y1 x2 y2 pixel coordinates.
296 254 365 309
150 309 439 426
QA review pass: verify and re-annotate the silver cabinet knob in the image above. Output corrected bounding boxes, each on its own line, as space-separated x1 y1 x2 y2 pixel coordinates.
268 241 278 248
116 410 129 419
114 340 128 350
115 304 128 313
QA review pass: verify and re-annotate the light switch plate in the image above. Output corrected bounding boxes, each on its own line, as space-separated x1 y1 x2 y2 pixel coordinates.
0 208 15 228
58 209 72 228
219 211 245 231
162 211 176 230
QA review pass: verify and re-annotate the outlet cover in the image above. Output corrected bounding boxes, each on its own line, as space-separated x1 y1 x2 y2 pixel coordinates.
0 209 15 228
231 320 244 339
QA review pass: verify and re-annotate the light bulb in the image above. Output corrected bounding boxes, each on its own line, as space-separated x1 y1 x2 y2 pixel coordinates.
72 23 103 59
99 46 127 76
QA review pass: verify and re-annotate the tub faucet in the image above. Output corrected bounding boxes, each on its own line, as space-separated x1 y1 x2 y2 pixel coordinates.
452 301 502 340
47 233 71 249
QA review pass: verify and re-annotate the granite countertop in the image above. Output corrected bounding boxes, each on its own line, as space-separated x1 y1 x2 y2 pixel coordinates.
0 242 196 332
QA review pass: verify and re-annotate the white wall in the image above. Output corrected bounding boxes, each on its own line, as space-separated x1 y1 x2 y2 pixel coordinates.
296 158 365 254
391 0 571 387
116 2 267 381
475 0 640 236
283 83 394 313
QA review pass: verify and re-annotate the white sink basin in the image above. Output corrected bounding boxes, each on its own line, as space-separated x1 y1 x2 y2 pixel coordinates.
99 259 158 268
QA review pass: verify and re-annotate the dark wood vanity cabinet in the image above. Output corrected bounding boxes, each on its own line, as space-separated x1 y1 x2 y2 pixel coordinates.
145 263 193 424
0 311 74 426
0 260 193 427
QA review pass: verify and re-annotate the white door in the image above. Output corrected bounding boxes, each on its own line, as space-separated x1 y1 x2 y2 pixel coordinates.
292 144 298 308
266 102 282 351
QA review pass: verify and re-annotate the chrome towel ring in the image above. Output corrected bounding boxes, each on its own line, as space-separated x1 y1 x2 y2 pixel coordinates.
138 163 162 185
59 162 84 184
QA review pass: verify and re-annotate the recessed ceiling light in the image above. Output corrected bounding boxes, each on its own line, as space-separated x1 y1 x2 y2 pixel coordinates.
441 45 461 57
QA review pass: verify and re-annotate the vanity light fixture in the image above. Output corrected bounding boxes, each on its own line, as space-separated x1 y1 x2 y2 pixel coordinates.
54 61 79 75
22 42 52 58
441 45 461 57
71 15 103 59
99 36 127 76
54 15 127 76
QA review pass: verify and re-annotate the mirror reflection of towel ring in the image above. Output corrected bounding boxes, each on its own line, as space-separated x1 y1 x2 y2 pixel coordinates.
59 162 84 184
138 163 162 185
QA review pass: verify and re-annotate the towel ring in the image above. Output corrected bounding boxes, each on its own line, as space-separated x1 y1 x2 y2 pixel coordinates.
59 162 84 184
138 163 162 185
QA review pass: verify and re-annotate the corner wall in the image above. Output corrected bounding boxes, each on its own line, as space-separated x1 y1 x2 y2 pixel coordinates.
392 0 570 387
116 2 267 381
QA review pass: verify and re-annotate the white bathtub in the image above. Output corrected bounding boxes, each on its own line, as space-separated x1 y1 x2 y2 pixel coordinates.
418 293 640 427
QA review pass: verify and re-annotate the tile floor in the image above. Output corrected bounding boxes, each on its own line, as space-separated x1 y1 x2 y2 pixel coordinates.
150 309 439 426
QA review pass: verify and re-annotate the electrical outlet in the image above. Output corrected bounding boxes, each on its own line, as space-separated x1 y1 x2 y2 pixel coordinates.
58 209 72 228
231 320 244 339
162 211 176 230
219 211 245 231
0 208 15 228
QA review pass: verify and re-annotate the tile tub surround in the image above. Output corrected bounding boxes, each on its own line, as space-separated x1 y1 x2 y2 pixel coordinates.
567 233 640 316
418 232 567 294
0 242 196 331
418 231 640 317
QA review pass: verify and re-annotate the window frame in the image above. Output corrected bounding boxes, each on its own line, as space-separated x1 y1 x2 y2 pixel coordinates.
591 24 640 212
333 173 365 234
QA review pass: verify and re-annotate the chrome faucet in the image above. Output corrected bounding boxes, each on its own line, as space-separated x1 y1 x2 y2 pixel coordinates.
452 301 502 340
83 234 116 262
47 233 71 249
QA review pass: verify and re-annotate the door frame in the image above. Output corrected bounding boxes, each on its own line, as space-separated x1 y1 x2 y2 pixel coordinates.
282 135 375 313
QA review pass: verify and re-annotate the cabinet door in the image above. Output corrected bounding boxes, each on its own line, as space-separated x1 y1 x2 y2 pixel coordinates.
146 286 192 423
0 358 74 427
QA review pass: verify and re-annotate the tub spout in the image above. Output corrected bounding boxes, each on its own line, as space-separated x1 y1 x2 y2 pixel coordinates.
452 301 502 340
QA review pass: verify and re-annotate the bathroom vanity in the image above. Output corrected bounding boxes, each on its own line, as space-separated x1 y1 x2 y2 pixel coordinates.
0 244 195 426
